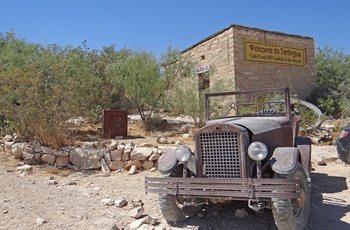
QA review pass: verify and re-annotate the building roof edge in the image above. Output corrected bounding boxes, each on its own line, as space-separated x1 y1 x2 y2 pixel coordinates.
181 24 314 54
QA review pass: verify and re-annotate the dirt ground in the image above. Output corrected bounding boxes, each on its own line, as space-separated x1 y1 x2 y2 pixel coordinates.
0 119 349 230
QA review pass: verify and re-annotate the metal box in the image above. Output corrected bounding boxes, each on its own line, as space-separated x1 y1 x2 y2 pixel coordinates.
102 110 127 138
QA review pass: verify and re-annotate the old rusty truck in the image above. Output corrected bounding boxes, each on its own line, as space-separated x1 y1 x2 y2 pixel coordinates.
145 87 311 230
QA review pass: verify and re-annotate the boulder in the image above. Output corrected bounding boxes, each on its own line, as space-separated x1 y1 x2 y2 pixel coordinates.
111 149 123 161
41 154 56 165
130 147 153 161
142 161 154 170
108 161 124 170
11 146 23 159
70 147 104 169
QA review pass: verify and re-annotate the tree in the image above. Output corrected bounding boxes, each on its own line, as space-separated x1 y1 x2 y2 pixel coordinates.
308 46 350 117
107 48 195 131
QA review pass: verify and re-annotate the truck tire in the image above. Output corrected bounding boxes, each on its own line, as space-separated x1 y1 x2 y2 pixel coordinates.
158 165 202 223
272 163 310 230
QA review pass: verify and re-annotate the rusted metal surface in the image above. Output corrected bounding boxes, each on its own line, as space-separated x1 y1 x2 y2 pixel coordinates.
102 110 127 138
145 177 301 199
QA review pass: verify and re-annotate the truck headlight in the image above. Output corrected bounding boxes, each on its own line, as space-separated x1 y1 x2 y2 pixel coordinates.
248 142 268 161
175 145 192 162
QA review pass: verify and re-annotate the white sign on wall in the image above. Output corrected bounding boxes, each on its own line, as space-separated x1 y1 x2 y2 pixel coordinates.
195 64 211 74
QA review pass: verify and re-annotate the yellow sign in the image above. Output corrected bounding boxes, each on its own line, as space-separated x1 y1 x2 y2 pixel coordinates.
245 41 305 66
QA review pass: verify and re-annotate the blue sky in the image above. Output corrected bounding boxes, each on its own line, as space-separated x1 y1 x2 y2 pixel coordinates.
1 0 349 55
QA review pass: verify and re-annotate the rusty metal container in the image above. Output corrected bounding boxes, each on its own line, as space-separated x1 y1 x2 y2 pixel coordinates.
102 110 127 138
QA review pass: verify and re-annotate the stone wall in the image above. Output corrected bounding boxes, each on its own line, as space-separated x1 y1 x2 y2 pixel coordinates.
182 24 316 99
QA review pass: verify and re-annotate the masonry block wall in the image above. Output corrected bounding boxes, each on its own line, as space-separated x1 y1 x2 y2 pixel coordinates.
182 24 316 99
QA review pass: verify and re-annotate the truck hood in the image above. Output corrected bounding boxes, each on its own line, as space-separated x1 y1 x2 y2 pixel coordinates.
206 117 286 135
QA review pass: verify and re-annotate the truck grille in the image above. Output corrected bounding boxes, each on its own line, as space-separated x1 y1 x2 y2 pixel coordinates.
199 132 241 178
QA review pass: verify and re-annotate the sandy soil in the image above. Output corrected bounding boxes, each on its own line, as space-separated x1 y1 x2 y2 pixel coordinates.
0 120 349 230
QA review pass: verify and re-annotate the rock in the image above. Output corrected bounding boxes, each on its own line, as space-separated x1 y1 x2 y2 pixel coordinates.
130 206 144 219
4 142 14 152
234 208 249 218
101 158 111 174
42 146 55 155
17 165 32 171
124 142 135 154
131 199 143 207
145 215 158 225
110 149 123 161
101 198 114 206
70 147 103 169
128 165 137 175
41 154 56 165
108 161 124 170
142 161 154 170
11 146 23 159
115 199 127 208
55 155 70 167
24 158 37 165
104 151 112 163
121 152 130 161
48 180 58 185
34 153 42 162
2 135 13 142
36 217 47 225
197 212 205 218
148 152 160 161
130 147 153 161
109 140 119 151
23 146 34 154
34 145 43 153
168 137 176 144
111 224 120 230
157 136 168 144
129 217 146 229
140 143 157 148
125 160 142 170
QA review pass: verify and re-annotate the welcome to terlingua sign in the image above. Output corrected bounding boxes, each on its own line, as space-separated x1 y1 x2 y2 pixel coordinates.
244 40 306 66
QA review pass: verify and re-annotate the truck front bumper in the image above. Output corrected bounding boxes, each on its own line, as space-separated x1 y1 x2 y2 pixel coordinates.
145 177 301 200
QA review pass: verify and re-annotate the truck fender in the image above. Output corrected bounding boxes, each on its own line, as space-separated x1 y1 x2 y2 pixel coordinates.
295 137 312 177
158 148 178 175
157 148 196 175
269 147 299 175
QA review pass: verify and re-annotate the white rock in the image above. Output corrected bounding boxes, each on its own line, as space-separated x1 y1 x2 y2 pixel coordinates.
17 165 32 171
114 199 127 208
36 217 47 225
129 217 146 229
109 140 119 151
101 198 114 206
130 206 144 219
130 147 153 161
128 165 137 175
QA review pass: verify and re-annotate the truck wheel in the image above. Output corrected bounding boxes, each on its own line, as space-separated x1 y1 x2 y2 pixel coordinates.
271 163 310 230
158 165 202 223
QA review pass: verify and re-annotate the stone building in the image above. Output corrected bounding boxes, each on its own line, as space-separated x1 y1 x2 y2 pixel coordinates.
182 24 316 99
